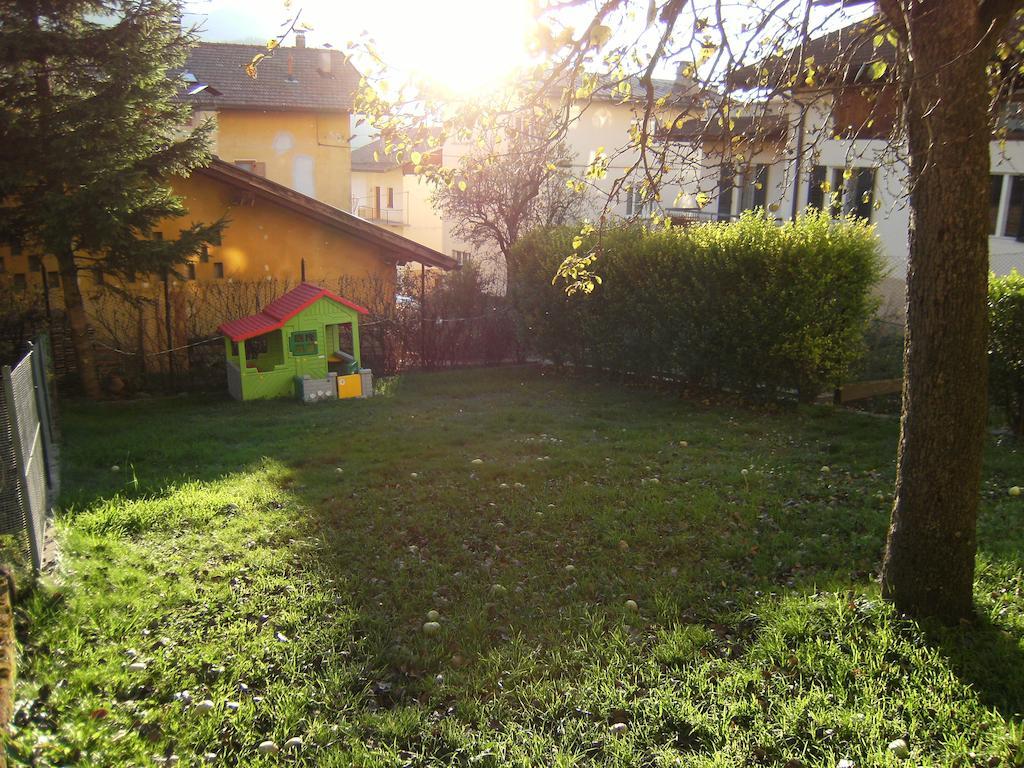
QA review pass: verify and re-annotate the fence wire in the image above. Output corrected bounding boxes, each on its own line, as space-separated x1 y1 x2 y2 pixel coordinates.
0 367 33 568
0 339 57 573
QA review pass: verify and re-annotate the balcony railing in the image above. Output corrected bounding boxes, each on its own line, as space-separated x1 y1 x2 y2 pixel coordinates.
352 195 408 226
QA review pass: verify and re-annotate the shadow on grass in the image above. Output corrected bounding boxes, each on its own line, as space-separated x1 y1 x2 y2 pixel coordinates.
924 614 1024 719
38 365 1024 764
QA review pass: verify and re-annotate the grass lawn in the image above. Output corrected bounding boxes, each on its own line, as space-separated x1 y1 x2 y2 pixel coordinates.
7 366 1024 767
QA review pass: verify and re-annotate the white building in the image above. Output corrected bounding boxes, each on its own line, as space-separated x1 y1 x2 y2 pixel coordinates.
664 16 1024 318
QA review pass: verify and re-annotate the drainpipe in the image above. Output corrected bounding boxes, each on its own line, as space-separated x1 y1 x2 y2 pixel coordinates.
790 101 808 221
789 0 813 222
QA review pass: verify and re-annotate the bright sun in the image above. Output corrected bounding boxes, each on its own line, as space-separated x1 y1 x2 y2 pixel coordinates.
187 0 536 95
320 0 536 94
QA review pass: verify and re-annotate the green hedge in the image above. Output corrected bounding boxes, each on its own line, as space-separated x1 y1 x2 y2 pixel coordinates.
510 211 884 401
989 270 1024 435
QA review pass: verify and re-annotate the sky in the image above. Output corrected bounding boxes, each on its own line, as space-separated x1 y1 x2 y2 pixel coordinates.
183 0 538 92
182 0 870 96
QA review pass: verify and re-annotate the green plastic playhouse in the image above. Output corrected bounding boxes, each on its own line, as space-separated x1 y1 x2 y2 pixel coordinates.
218 282 371 401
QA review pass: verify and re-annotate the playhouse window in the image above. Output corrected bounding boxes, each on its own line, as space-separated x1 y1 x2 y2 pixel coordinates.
290 330 318 356
245 335 268 357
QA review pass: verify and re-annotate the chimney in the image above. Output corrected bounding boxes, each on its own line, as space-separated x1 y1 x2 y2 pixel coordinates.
674 61 699 97
294 31 306 49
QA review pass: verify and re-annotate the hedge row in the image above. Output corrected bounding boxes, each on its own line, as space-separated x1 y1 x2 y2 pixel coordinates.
990 270 1024 435
510 211 884 401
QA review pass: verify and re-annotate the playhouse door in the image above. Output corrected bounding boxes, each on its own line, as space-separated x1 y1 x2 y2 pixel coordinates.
326 322 357 374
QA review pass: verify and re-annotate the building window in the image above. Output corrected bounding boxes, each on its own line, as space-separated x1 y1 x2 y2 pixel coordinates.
213 262 224 279
200 244 210 263
452 249 472 266
626 188 647 217
387 187 395 209
807 165 875 222
990 174 1004 235
739 164 769 213
717 163 770 219
716 165 735 220
808 165 828 212
47 270 60 288
245 335 268 356
3 236 22 257
13 273 26 291
187 262 196 280
992 174 1024 240
94 269 105 285
0 256 4 274
289 330 318 356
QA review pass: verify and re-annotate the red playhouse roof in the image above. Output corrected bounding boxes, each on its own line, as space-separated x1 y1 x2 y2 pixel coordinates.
218 282 369 343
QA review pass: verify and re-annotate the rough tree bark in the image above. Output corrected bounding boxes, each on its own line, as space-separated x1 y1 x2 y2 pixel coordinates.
58 251 102 399
879 0 1017 623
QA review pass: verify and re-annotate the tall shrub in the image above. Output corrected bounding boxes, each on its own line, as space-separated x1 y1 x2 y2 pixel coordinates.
989 270 1024 435
511 211 883 401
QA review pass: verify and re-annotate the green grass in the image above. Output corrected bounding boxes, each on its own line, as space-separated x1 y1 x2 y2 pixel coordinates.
7 366 1024 767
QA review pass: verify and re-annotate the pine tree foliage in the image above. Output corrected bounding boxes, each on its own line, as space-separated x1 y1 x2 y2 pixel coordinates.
0 0 223 395
0 0 220 272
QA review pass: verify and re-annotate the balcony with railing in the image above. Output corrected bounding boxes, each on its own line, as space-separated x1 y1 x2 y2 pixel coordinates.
352 193 408 226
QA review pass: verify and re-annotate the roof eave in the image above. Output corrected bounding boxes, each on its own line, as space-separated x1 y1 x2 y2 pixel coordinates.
196 159 458 270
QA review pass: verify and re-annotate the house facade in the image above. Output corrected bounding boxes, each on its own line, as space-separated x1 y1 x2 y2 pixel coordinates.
665 17 1024 317
348 73 702 289
181 35 356 211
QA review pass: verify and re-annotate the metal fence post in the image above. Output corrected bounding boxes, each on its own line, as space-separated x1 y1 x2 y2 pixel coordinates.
28 339 56 496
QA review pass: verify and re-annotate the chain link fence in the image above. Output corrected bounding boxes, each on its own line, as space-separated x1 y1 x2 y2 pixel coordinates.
0 335 58 574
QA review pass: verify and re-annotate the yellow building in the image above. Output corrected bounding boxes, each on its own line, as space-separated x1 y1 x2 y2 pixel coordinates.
169 36 453 288
166 158 456 285
181 36 356 210
0 36 455 382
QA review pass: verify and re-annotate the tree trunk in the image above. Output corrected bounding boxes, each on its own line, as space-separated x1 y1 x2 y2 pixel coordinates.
58 251 101 399
880 1 997 623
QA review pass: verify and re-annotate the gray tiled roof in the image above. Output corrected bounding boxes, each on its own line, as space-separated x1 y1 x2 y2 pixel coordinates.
559 73 699 106
351 140 398 172
180 42 361 113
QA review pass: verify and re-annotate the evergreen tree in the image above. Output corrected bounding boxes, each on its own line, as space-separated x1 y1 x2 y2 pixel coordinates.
0 0 222 397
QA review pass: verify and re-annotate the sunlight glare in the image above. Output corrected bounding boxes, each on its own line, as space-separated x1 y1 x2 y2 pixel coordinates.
335 0 535 94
